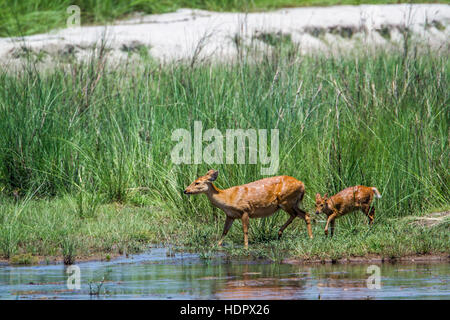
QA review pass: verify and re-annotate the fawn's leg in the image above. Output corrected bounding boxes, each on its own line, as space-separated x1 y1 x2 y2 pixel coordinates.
330 219 336 237
325 212 338 236
294 207 313 239
241 212 250 249
362 205 375 225
218 216 234 246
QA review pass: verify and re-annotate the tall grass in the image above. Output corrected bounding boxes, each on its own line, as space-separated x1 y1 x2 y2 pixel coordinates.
1 47 448 211
0 39 448 259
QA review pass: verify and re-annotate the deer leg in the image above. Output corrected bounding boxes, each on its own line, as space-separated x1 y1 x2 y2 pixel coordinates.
294 207 313 239
278 210 296 239
362 205 375 225
218 216 234 246
241 212 250 249
324 212 337 236
330 219 336 237
368 207 375 225
304 214 313 239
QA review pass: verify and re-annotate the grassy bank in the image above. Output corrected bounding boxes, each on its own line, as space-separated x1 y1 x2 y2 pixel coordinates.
0 197 448 265
0 39 448 264
1 0 447 37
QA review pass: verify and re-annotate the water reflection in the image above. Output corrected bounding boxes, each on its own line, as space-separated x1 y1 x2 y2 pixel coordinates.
212 263 308 299
0 248 448 300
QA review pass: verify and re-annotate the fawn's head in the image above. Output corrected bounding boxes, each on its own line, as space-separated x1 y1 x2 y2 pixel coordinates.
315 193 330 215
184 169 219 195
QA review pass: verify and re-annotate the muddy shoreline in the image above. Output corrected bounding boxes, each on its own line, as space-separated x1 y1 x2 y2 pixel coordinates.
1 250 448 267
282 253 450 265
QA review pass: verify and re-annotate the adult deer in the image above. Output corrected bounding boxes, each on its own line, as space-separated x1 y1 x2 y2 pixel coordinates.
184 169 313 248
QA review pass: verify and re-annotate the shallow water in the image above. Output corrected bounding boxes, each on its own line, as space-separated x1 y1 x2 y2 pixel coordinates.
0 248 448 300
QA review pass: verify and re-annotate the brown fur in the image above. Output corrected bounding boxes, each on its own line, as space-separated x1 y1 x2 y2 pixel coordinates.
184 169 313 248
315 185 381 236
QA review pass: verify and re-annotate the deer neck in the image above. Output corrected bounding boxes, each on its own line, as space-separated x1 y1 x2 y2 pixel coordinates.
205 183 226 209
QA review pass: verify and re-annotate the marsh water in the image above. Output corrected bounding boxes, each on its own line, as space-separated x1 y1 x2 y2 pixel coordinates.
0 248 448 300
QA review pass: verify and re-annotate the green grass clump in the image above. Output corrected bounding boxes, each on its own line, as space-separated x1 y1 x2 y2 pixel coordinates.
0 196 170 260
1 0 447 37
179 211 449 262
9 253 39 265
0 38 448 261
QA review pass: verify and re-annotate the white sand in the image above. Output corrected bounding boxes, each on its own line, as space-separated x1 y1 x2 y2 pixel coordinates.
1 4 448 65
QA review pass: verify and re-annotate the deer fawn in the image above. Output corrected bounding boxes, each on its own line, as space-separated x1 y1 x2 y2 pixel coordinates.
315 185 382 237
184 169 313 248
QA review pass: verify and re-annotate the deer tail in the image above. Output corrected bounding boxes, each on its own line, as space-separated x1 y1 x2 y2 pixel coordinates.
372 187 382 199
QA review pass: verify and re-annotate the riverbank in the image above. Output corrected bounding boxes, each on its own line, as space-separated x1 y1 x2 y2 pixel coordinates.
0 198 448 266
283 253 450 265
1 4 449 68
2 1 448 38
2 251 448 267
1 252 449 269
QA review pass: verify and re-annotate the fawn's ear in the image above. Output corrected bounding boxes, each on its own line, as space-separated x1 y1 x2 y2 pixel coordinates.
315 193 322 202
206 169 219 181
323 193 328 200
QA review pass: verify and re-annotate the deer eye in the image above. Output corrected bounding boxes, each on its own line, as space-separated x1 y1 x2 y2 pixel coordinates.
195 182 199 185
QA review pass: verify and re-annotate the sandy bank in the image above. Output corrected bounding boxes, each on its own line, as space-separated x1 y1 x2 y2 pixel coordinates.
0 4 449 67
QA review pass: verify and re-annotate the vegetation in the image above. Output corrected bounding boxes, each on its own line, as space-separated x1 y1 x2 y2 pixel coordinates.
1 0 447 37
0 197 448 264
0 32 448 263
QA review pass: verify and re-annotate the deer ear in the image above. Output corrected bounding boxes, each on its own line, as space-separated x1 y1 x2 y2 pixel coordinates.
207 169 218 181
315 193 321 201
323 193 328 200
